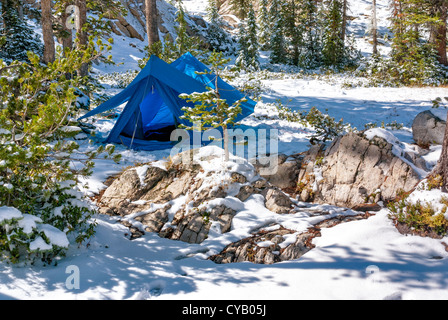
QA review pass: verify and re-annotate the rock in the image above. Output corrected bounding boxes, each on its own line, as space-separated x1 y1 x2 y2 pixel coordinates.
412 110 446 146
262 188 293 214
114 20 131 38
116 15 144 41
351 203 382 212
255 154 301 189
97 147 296 244
236 185 255 202
296 132 421 208
138 207 170 233
129 6 146 29
209 213 373 265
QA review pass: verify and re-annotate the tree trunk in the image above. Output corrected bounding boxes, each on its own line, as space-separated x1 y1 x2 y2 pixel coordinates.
432 112 448 192
432 1 448 66
61 4 73 54
341 0 348 43
16 0 23 19
75 0 88 77
41 0 55 64
372 0 378 55
145 0 159 47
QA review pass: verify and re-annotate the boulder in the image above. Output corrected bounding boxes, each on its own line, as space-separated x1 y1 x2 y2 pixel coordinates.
262 187 294 214
97 147 294 244
254 154 301 189
412 110 446 146
296 132 421 208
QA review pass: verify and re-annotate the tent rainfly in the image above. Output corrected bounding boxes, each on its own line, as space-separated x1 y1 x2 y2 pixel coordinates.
78 52 256 151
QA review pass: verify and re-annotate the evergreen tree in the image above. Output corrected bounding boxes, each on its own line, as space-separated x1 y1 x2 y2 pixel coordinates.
0 1 43 63
235 20 248 69
246 3 260 70
53 0 125 55
179 51 246 162
229 0 252 20
138 0 202 66
321 0 345 66
298 0 323 68
390 0 442 83
174 0 200 57
236 4 259 71
371 0 378 56
283 0 302 65
257 0 271 50
42 0 55 64
145 0 159 48
269 0 287 64
205 0 235 52
429 0 448 66
0 37 118 263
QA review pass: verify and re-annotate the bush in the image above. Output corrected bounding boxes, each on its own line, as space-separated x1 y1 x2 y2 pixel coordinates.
388 189 448 237
0 40 120 264
274 100 352 144
389 200 448 236
357 53 448 87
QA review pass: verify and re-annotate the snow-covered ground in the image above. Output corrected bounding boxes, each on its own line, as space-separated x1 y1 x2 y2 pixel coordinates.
2 0 448 301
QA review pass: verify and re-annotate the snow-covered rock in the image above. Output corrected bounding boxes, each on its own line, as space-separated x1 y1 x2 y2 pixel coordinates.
296 131 422 208
98 146 294 243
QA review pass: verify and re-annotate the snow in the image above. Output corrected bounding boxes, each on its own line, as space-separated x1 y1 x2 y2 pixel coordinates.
38 224 70 248
134 164 150 186
364 128 434 178
0 207 69 253
18 214 42 234
364 127 401 145
0 207 23 224
2 0 448 301
29 237 53 252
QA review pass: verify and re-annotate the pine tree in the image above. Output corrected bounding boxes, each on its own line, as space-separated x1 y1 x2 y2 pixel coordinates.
283 0 302 65
235 20 248 69
206 0 220 23
269 0 287 64
229 0 252 20
321 0 345 66
236 4 259 71
73 0 88 77
390 0 442 83
0 1 43 63
0 37 118 263
257 0 271 50
179 51 246 162
298 0 323 68
246 3 260 70
53 0 125 59
428 0 447 66
174 0 200 57
42 0 55 64
145 0 159 48
205 0 235 52
371 0 378 56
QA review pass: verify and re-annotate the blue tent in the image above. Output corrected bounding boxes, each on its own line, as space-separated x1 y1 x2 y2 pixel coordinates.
78 53 256 151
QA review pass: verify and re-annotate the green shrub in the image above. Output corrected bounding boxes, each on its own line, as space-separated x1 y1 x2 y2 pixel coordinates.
388 196 448 236
274 100 352 144
0 39 120 264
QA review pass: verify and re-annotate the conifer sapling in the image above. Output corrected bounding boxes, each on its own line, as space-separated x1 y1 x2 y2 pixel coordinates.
179 51 246 162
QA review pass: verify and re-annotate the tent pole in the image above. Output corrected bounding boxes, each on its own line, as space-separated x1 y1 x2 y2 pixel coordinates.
130 79 151 149
130 108 141 149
